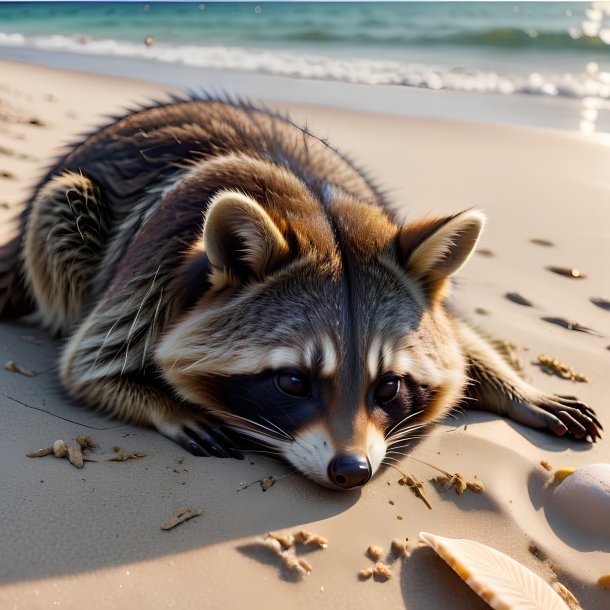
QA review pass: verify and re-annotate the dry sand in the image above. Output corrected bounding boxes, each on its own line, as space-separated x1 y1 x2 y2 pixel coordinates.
0 59 608 610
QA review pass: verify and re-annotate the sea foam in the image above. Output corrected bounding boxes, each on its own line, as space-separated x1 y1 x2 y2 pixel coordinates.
1 32 609 100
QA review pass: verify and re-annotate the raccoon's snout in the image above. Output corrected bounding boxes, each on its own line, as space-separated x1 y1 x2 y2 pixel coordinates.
327 451 372 489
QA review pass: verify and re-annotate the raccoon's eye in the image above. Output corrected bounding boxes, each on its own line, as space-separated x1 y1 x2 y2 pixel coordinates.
274 370 311 398
374 375 401 404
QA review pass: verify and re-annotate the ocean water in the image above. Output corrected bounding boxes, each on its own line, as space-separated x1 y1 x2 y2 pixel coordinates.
1 1 610 101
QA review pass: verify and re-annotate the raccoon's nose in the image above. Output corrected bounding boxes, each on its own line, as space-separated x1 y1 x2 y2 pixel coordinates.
327 452 372 489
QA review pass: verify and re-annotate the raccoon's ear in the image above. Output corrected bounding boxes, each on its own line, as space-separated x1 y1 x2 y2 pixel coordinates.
398 210 485 300
202 190 290 282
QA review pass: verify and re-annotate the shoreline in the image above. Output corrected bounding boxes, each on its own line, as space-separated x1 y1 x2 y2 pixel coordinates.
0 59 609 610
1 46 603 134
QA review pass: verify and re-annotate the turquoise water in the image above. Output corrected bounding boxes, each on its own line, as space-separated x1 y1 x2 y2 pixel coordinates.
1 2 610 99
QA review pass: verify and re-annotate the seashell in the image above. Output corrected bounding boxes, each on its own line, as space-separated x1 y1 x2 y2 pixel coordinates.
552 464 610 544
419 532 569 610
591 296 610 311
546 266 586 279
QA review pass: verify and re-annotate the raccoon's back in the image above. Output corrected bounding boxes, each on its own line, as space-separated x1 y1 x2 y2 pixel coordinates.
0 96 386 317
39 97 383 217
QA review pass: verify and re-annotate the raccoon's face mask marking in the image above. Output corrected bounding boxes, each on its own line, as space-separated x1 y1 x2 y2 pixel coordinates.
156 190 485 489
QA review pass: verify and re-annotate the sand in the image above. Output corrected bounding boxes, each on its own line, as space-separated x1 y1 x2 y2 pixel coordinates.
0 59 608 610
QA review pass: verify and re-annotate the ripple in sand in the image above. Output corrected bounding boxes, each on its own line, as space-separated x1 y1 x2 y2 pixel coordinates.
591 297 610 311
505 292 533 306
546 266 587 279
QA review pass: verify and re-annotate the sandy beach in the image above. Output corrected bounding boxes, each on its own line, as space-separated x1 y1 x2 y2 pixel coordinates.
0 58 609 610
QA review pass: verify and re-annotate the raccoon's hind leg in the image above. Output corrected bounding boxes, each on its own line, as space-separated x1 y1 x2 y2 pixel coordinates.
455 321 602 441
23 171 109 335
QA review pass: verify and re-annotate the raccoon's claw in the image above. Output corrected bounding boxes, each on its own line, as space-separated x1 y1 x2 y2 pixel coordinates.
506 393 602 442
161 420 244 459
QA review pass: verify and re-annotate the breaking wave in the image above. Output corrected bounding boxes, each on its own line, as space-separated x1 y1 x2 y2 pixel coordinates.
1 31 609 100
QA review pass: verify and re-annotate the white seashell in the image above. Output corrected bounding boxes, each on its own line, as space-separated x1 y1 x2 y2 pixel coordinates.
419 532 569 610
552 463 610 544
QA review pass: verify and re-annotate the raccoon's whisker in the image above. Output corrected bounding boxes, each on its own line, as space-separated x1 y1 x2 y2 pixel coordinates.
89 310 126 373
385 424 425 445
258 415 294 440
121 265 161 375
142 287 164 367
205 410 290 442
384 411 421 440
387 435 429 449
386 422 425 440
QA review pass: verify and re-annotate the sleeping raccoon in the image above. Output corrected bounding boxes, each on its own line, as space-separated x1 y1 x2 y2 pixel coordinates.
0 98 601 489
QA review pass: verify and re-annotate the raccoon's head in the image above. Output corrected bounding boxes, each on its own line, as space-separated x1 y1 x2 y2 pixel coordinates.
156 187 485 490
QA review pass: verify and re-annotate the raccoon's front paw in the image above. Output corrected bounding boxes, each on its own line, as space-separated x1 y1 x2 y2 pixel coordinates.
157 418 244 459
505 392 602 442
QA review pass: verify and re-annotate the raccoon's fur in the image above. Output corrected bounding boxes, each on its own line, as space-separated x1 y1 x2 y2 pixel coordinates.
0 97 601 489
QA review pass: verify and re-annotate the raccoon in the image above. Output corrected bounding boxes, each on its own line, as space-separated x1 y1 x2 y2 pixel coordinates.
0 97 601 489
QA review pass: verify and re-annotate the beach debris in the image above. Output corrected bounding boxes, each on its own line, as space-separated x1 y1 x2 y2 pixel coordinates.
419 532 570 610
161 506 202 530
476 248 494 257
26 447 53 458
260 475 276 490
53 440 69 458
505 292 533 307
398 473 432 509
552 581 583 610
391 538 408 558
598 574 610 590
554 467 576 483
540 317 602 336
432 472 485 495
4 359 38 377
255 530 327 578
99 445 146 462
366 545 384 562
553 464 610 544
26 435 144 467
268 531 295 550
282 554 312 576
75 435 99 451
535 354 591 382
546 266 586 279
539 460 553 471
358 567 374 580
591 296 610 311
68 444 84 469
239 474 278 492
474 307 489 315
293 530 328 549
0 170 16 179
372 562 393 582
530 238 554 247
